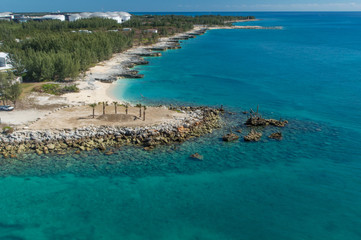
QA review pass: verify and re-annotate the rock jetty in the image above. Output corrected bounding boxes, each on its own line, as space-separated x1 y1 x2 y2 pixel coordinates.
0 107 221 158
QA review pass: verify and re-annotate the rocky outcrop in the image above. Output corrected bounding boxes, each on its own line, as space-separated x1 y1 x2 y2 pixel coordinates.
118 70 144 79
269 132 283 140
0 107 221 157
222 133 239 142
245 116 288 127
131 52 162 57
244 130 262 142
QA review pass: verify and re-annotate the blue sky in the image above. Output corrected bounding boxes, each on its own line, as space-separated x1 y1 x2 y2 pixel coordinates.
2 0 361 12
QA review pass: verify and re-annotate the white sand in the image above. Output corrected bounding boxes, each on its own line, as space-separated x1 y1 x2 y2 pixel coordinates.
63 80 119 105
0 109 49 125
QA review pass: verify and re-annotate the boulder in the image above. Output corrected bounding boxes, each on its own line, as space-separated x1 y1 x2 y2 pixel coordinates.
190 153 203 160
269 132 283 140
267 119 288 127
245 117 268 126
222 133 239 142
244 130 262 142
47 144 55 150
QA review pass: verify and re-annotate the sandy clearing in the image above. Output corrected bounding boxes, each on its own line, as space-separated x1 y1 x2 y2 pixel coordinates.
27 105 186 130
0 109 49 125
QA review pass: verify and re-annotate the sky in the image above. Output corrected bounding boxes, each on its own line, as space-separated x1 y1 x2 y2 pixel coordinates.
2 0 361 12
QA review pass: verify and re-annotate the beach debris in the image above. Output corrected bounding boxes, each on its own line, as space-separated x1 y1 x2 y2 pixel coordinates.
268 132 283 140
244 130 262 142
190 153 203 161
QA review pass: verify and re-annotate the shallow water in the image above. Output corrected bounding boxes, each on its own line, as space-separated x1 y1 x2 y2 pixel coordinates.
1 12 361 239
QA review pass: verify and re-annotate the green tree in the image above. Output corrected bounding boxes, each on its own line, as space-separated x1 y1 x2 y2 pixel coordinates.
89 103 97 118
143 105 147 121
6 83 22 107
124 103 129 115
136 103 142 118
113 101 118 114
101 101 108 115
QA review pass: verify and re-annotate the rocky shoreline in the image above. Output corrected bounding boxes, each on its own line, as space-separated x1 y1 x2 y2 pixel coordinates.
86 24 282 83
0 107 221 158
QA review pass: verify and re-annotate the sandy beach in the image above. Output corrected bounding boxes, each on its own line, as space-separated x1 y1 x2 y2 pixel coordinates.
61 26 206 106
0 21 266 127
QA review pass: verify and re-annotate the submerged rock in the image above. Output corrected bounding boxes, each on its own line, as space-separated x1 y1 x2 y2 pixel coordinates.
244 130 262 142
222 133 239 142
269 132 283 140
190 153 203 161
267 119 288 127
245 117 268 126
245 116 288 127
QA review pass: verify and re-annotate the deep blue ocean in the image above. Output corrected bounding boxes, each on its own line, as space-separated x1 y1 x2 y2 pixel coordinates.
1 12 361 239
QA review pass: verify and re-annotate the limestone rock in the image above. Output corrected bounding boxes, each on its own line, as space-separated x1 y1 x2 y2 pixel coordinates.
244 130 262 142
222 133 239 142
269 132 283 140
190 153 203 160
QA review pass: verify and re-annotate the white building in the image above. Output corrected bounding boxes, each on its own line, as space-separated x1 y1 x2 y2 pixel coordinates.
40 15 66 21
0 12 13 21
68 12 131 24
0 52 12 71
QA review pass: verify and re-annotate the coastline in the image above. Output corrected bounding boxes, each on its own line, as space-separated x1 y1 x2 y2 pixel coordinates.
64 20 278 106
0 19 285 156
62 26 208 106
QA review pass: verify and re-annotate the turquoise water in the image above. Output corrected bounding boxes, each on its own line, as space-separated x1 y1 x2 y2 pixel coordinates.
1 12 361 239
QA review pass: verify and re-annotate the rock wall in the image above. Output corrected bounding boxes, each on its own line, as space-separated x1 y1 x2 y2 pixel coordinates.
0 107 221 158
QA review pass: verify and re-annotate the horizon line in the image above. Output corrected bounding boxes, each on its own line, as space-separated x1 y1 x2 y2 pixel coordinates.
3 10 361 13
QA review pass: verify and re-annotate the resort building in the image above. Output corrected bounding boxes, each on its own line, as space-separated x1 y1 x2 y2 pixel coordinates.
0 52 12 71
0 12 13 21
37 15 66 21
67 12 131 23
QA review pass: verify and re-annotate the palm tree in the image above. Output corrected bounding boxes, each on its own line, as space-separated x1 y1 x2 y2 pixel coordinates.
89 103 97 118
113 101 118 114
125 103 129 115
136 103 142 118
143 105 147 121
101 101 108 115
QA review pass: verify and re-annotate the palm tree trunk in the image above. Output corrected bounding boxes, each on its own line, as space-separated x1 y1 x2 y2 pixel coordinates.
92 108 95 118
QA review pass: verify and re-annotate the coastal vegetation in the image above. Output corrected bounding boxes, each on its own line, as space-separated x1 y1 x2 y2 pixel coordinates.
32 83 79 95
0 71 21 106
0 14 254 82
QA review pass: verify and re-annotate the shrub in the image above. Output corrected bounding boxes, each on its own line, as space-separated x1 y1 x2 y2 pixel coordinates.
2 126 14 134
33 83 79 95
